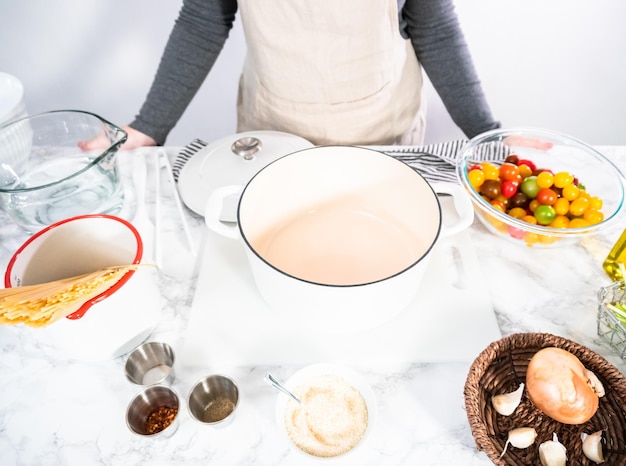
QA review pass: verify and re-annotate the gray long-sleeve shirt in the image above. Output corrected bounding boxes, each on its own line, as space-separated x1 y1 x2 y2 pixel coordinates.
130 0 499 145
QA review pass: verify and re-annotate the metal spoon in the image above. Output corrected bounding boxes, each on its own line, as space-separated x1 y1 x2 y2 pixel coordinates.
264 372 303 406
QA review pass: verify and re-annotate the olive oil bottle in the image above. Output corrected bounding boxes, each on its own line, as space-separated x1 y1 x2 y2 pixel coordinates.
603 228 626 281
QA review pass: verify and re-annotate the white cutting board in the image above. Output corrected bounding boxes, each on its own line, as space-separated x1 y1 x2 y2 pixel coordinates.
181 216 501 370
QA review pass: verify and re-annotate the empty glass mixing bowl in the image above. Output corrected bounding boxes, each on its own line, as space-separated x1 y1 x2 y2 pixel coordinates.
0 110 127 232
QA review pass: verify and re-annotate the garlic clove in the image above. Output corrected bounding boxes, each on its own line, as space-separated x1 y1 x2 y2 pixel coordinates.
585 369 606 398
581 430 605 464
492 382 525 416
539 432 567 466
500 426 537 458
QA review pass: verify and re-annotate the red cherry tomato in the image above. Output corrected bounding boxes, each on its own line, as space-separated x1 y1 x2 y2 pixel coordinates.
501 180 518 199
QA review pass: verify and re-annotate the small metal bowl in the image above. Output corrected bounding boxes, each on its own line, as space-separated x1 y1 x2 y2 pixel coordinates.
126 385 180 439
125 342 175 386
187 374 239 426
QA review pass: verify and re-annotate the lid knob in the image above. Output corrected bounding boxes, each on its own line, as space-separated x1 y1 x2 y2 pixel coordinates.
231 137 262 160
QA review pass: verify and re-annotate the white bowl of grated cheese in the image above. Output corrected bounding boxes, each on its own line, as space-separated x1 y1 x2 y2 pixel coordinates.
274 363 377 461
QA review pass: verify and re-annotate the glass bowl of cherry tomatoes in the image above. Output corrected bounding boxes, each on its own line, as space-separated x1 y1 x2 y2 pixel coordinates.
457 127 626 247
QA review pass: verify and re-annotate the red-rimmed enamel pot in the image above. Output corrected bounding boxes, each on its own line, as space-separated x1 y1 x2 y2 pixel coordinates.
4 214 161 360
205 146 474 334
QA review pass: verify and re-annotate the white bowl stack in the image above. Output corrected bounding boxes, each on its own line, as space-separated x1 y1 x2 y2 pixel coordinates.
0 72 28 126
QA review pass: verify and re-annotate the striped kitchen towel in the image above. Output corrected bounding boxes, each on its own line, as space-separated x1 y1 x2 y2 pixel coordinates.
172 138 508 185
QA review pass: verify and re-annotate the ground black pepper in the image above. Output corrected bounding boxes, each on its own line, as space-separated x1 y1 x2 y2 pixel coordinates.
203 397 235 423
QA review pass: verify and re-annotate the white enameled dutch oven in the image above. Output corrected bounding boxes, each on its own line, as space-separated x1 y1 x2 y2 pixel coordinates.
205 146 473 333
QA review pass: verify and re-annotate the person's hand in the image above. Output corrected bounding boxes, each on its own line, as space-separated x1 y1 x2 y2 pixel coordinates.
503 135 554 151
78 125 157 152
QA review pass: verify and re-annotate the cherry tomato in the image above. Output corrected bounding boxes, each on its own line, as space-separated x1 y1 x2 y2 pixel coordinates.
569 218 591 228
589 196 603 210
549 216 570 228
584 209 604 225
505 154 519 165
481 162 500 181
534 205 557 225
536 171 554 189
490 199 506 212
467 169 485 189
561 183 580 201
522 215 538 225
501 180 518 198
536 188 558 206
554 171 574 188
517 159 537 172
499 163 521 182
509 192 529 209
517 164 532 179
480 179 501 199
524 232 541 245
529 199 541 212
508 207 527 219
554 197 570 216
569 197 590 216
521 176 540 198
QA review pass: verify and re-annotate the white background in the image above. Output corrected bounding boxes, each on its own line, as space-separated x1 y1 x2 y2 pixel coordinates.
1 0 625 146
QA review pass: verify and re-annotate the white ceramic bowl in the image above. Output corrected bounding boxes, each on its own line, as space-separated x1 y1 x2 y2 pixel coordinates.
274 363 377 462
4 214 161 360
0 72 27 125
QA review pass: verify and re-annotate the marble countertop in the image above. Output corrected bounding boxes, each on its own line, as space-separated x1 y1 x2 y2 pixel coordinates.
1 146 625 466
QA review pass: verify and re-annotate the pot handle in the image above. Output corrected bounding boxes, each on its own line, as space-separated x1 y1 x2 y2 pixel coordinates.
431 182 474 237
204 185 242 239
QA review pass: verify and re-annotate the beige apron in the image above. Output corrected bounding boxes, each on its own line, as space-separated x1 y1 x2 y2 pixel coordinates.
236 0 425 146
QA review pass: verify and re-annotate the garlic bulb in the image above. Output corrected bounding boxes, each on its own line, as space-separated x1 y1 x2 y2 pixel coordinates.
500 427 537 458
581 431 605 464
539 433 567 466
492 383 525 416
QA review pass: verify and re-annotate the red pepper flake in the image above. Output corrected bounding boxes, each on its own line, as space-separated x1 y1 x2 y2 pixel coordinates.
145 405 178 434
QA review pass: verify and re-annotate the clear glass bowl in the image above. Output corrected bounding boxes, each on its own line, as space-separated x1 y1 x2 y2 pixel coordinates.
0 110 127 232
457 127 626 247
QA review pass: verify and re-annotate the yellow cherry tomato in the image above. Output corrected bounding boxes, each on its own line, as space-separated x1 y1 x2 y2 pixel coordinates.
518 164 533 178
549 215 570 228
554 171 574 188
537 171 554 188
554 197 570 216
569 218 591 228
561 183 580 201
522 215 538 225
481 162 500 181
589 196 603 210
584 209 604 225
508 207 527 219
569 197 590 216
468 169 485 189
524 232 541 245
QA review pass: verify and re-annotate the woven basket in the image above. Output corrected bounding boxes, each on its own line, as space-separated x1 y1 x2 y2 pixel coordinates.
464 332 626 465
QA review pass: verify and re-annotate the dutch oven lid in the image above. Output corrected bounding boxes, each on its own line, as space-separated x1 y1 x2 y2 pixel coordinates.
177 130 313 216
